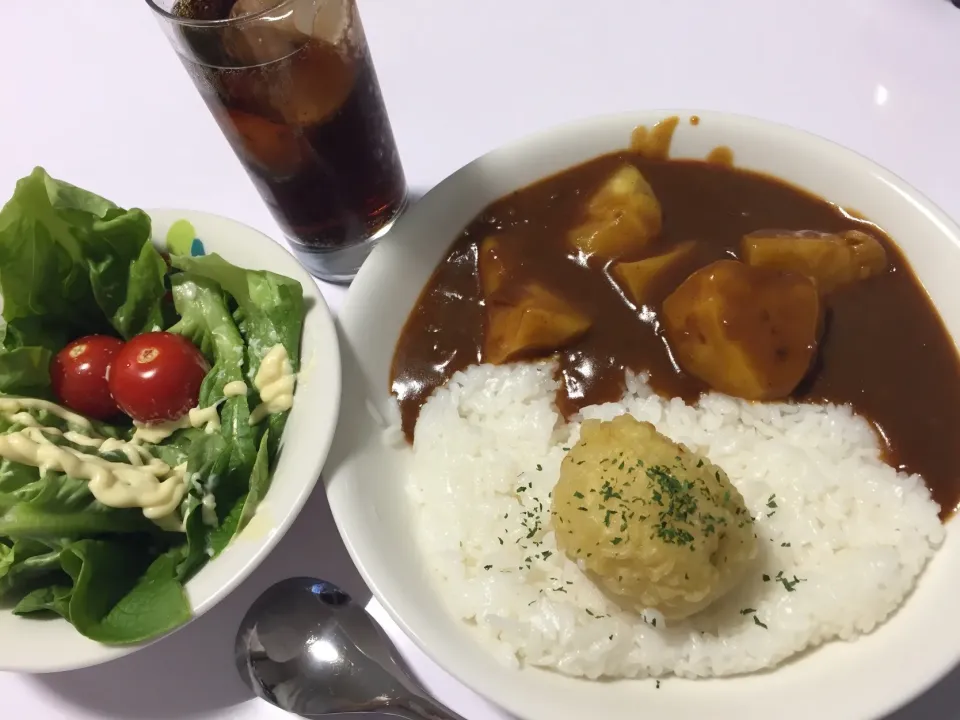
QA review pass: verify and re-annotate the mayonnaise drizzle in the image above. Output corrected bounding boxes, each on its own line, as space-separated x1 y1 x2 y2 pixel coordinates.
132 405 221 444
249 344 296 425
0 348 286 526
131 416 190 444
0 395 227 526
101 437 154 466
223 380 248 398
201 493 218 526
10 411 39 427
189 406 221 434
63 430 103 448
0 426 188 520
0 397 93 430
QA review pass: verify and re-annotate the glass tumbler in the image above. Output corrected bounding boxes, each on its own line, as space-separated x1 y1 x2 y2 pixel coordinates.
146 0 408 283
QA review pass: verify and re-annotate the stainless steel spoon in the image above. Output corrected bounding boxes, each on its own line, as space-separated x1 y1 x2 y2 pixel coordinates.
235 577 468 719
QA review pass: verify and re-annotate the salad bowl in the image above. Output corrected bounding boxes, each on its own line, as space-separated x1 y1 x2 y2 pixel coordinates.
0 183 340 673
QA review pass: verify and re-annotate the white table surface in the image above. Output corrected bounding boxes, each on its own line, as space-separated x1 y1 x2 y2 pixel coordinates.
2 0 960 717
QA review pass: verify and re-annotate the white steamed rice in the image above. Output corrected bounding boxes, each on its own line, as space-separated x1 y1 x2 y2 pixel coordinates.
397 362 944 679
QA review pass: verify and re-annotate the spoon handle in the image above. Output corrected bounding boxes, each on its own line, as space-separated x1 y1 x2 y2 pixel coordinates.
390 694 470 720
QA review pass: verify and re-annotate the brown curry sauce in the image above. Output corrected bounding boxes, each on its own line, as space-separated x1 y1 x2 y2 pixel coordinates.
390 146 960 520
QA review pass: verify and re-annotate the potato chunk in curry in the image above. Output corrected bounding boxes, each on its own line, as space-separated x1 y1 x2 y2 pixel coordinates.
479 235 508 297
612 241 696 306
485 284 591 364
662 260 820 401
552 415 757 620
568 165 662 258
742 229 887 294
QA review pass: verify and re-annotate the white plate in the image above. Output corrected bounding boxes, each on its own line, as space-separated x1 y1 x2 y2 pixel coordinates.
326 110 960 720
0 209 340 673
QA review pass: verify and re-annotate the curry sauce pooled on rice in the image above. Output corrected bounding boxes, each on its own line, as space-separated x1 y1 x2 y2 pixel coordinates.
388 117 958 679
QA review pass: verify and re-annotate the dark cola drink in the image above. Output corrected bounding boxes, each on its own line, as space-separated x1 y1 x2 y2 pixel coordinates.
161 0 407 281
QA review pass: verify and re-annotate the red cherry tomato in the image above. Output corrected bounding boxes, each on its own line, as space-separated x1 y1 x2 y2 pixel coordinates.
108 332 210 423
50 335 124 420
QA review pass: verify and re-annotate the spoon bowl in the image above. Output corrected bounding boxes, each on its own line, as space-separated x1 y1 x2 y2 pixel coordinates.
235 577 465 719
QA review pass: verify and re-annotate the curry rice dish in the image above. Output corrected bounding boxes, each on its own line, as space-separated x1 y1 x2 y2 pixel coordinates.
388 129 958 679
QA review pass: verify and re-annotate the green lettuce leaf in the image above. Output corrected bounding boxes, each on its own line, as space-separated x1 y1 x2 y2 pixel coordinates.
207 429 271 553
0 542 13 582
168 271 256 464
145 427 203 469
170 253 304 372
0 457 41 495
175 432 234 581
167 273 258 576
0 168 169 395
0 474 154 540
170 253 303 461
0 539 67 600
0 346 55 398
0 317 68 397
0 168 168 337
0 171 107 337
14 584 71 617
53 540 190 644
95 235 169 339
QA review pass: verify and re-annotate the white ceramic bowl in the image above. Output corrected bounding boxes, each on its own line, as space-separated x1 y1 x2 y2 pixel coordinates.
327 110 960 720
0 209 340 673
